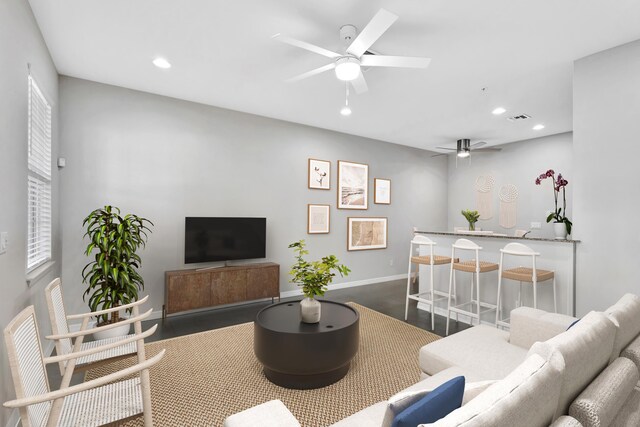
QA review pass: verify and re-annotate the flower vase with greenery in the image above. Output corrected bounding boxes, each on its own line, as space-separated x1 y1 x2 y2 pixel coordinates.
288 240 350 323
461 209 480 231
82 206 153 334
535 169 572 238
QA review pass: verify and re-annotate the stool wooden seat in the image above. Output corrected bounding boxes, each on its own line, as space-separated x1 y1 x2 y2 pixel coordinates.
411 255 459 266
453 260 499 273
406 235 456 330
496 243 557 328
446 239 498 336
502 267 554 283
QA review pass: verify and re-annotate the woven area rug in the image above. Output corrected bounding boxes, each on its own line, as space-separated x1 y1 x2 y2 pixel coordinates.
87 303 440 426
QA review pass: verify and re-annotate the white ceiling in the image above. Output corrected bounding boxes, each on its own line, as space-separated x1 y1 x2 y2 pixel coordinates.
28 0 640 150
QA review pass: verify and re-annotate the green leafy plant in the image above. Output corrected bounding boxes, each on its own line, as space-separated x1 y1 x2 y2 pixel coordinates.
82 206 153 325
288 240 350 299
536 169 572 235
461 209 480 231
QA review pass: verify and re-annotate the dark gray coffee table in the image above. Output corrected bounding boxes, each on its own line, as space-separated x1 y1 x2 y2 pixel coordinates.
254 300 360 389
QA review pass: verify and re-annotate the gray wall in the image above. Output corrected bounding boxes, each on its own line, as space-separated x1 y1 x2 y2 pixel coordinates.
573 39 640 315
447 133 573 238
58 76 449 318
0 0 60 425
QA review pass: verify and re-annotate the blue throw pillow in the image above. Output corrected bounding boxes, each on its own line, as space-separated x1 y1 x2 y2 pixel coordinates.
391 376 465 427
567 318 580 330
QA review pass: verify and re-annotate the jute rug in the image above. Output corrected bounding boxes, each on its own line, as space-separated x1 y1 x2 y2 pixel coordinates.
87 303 440 426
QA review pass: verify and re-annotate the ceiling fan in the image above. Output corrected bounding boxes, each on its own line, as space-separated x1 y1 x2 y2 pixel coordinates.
431 139 502 158
273 8 431 94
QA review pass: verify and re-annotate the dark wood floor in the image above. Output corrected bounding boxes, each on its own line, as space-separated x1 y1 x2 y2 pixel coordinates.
145 278 470 342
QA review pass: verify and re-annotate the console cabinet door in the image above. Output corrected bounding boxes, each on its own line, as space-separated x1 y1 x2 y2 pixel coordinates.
246 266 279 300
211 270 247 305
166 272 212 314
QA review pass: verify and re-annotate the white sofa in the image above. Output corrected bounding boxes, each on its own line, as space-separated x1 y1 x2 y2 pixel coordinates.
224 294 640 427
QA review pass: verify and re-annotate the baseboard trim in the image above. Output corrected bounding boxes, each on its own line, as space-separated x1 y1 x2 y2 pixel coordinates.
279 273 409 299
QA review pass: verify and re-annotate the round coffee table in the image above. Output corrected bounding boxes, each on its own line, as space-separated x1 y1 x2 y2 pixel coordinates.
254 300 359 389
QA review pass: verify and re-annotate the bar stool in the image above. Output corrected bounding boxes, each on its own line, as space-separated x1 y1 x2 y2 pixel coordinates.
495 242 557 328
405 235 458 330
446 239 499 336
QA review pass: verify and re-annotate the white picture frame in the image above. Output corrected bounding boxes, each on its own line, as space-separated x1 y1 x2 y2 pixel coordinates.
307 204 330 234
337 160 368 210
308 158 331 190
347 217 388 251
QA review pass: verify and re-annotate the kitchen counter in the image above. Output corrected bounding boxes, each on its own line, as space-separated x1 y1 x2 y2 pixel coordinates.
415 230 580 244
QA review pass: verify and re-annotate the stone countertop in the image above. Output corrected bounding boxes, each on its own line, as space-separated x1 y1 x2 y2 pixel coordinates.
415 230 580 244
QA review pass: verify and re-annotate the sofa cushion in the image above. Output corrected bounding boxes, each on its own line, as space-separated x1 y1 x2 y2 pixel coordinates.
528 311 616 419
425 351 564 427
222 400 301 427
611 387 640 427
569 357 639 427
509 307 578 349
419 325 527 381
550 416 583 427
391 376 464 427
329 402 388 427
605 293 640 362
621 333 640 371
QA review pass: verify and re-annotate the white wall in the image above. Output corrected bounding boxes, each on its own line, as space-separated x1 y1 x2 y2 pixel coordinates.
447 133 573 238
573 39 640 315
0 0 60 425
58 77 449 318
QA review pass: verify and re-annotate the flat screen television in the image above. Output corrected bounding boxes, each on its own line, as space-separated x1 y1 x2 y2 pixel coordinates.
184 217 266 264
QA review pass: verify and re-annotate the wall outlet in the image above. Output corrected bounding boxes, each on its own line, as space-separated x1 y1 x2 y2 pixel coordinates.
530 222 542 230
0 232 8 254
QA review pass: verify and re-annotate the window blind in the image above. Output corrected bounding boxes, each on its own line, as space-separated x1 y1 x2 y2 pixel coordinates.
27 76 52 271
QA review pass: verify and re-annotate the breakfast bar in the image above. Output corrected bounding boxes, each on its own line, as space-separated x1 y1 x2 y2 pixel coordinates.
413 231 579 322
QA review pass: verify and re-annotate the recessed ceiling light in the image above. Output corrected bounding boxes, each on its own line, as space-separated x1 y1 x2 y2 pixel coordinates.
340 106 352 116
152 57 171 69
492 107 506 115
533 124 545 131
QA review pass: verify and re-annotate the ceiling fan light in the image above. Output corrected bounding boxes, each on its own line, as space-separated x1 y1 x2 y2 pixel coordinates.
492 107 506 115
457 151 470 158
340 106 352 116
335 57 361 81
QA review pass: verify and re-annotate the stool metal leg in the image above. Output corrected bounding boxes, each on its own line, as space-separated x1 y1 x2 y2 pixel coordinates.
430 263 435 330
533 278 538 309
405 244 413 321
446 253 455 336
553 275 557 313
495 253 503 327
476 271 481 326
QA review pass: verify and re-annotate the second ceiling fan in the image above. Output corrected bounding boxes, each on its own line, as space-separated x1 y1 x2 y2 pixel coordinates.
431 139 502 158
273 8 431 94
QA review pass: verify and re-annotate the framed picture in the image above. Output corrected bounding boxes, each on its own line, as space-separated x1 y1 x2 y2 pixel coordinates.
337 160 368 209
347 217 388 251
308 158 331 190
374 178 391 204
307 204 330 234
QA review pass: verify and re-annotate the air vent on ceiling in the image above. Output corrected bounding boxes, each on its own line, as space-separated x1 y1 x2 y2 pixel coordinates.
507 114 532 122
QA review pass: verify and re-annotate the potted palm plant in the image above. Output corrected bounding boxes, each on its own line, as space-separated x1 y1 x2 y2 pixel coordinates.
82 205 153 339
535 169 572 239
288 240 350 323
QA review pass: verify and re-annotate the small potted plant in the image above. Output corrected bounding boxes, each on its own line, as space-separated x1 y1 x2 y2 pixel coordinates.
535 169 572 239
82 206 153 339
288 240 350 323
461 209 480 231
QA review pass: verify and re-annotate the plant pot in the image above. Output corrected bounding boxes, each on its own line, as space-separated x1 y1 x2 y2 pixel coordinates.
93 320 131 341
300 297 321 324
553 222 568 240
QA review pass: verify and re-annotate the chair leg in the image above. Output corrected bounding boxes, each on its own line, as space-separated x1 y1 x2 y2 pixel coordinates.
446 264 454 336
453 270 458 322
476 272 481 326
553 276 557 313
518 281 523 307
405 262 412 321
430 264 435 331
533 279 538 309
495 275 502 327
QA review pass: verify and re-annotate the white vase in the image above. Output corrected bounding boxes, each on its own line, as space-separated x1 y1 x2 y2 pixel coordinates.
93 321 131 341
553 222 567 240
300 297 321 324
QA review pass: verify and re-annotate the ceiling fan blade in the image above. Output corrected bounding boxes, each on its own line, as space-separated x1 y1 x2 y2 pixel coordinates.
435 147 457 151
360 55 431 69
470 141 487 148
346 9 398 58
286 63 336 83
473 148 502 153
431 153 448 158
272 34 341 59
350 71 368 94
